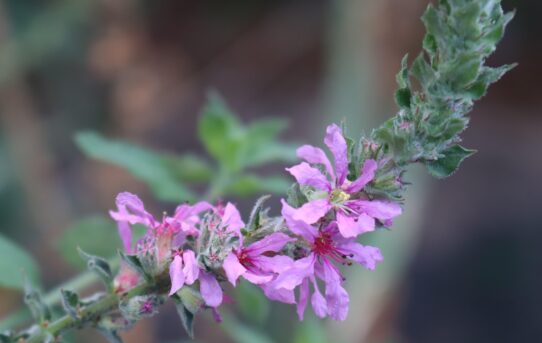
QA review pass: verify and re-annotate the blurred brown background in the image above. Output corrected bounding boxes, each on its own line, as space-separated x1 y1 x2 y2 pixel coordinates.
0 0 540 342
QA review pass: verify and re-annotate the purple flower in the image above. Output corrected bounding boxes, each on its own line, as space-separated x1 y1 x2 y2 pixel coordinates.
169 249 224 308
286 124 402 238
223 232 295 286
273 200 383 320
110 192 211 254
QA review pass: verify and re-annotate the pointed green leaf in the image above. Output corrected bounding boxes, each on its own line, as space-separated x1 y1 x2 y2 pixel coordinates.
424 145 476 178
246 195 271 232
60 289 80 319
75 132 195 202
172 294 196 339
77 247 113 286
118 251 151 282
24 279 51 324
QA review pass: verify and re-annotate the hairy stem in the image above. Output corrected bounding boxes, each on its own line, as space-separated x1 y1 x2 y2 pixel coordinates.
24 274 169 343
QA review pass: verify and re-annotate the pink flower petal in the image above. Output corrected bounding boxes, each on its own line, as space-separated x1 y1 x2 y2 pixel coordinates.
253 255 294 274
336 211 375 238
117 221 132 253
169 255 185 296
286 162 331 191
110 192 156 227
339 242 383 270
223 252 246 286
311 280 328 318
222 202 245 233
290 199 332 225
322 260 349 321
274 255 315 290
297 145 335 179
261 283 296 304
352 200 402 220
242 271 274 285
199 271 223 308
281 200 318 241
345 159 377 193
182 250 199 285
246 232 295 256
296 278 310 321
324 124 349 186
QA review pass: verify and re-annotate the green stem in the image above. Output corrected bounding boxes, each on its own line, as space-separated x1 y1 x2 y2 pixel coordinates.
0 260 119 332
24 275 169 343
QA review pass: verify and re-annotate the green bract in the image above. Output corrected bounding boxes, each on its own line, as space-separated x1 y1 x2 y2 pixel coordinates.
372 0 514 197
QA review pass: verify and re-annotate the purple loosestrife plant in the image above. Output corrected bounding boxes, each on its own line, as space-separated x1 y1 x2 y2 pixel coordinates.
3 1 515 342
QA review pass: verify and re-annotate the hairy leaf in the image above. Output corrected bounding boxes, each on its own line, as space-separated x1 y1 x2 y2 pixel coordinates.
424 145 476 178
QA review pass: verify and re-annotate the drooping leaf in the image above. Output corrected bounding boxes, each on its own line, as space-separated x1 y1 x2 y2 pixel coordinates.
0 234 39 290
77 247 113 287
424 145 476 178
75 132 196 202
172 294 196 339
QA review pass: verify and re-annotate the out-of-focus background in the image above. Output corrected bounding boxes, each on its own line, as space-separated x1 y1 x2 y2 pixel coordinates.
0 0 540 342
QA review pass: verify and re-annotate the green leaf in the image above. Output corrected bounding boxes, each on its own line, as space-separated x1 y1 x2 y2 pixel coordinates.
57 216 119 270
246 195 271 232
75 131 195 202
198 94 296 173
172 294 196 339
424 145 476 178
0 234 39 290
118 251 151 282
395 88 411 109
198 95 244 172
396 54 410 89
234 281 270 325
176 287 205 315
225 175 291 197
286 183 307 208
161 153 212 184
24 279 51 324
77 247 113 287
60 289 80 319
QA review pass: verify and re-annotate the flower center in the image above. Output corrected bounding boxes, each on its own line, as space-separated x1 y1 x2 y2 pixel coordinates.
331 189 350 205
312 233 354 266
237 250 253 267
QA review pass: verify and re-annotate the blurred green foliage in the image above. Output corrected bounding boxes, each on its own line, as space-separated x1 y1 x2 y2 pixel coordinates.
0 234 39 290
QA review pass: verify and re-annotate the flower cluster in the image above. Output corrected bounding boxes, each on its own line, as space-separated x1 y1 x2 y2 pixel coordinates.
109 123 402 322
